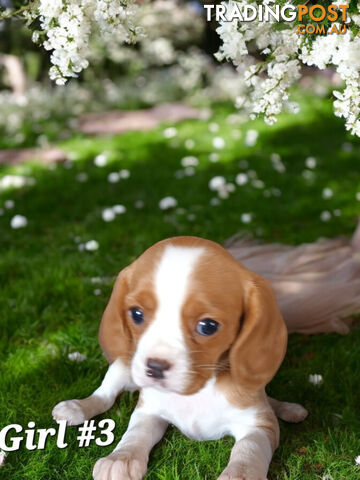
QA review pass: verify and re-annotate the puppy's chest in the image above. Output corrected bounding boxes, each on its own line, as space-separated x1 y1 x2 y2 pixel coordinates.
139 379 257 441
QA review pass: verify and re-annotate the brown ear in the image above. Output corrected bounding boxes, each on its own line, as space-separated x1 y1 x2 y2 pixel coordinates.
229 272 288 392
98 266 133 365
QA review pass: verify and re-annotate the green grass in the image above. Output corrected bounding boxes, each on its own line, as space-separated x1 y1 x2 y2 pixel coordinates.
0 92 360 480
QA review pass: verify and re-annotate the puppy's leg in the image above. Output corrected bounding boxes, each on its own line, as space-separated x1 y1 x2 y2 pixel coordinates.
218 413 278 480
268 396 308 423
52 358 134 425
93 408 168 480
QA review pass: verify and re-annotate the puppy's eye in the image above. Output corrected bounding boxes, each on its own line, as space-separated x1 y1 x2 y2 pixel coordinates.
196 319 219 336
129 307 144 325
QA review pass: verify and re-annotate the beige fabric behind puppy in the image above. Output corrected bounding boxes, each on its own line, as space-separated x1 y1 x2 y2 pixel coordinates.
227 220 360 335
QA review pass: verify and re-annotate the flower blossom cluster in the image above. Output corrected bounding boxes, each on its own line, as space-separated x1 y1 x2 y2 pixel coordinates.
26 0 140 84
216 0 360 136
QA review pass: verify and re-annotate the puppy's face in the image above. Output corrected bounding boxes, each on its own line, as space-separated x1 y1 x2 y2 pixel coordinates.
99 237 287 396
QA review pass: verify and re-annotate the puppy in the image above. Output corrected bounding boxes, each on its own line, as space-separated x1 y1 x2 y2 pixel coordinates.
53 236 307 480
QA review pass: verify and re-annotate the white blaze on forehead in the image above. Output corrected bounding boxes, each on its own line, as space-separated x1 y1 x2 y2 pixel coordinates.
155 245 204 321
131 244 204 391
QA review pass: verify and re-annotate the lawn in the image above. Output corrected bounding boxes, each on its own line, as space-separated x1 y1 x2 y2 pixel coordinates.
0 92 359 480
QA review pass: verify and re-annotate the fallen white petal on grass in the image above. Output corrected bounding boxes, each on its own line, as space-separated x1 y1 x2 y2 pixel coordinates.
113 204 126 215
236 173 248 186
85 240 99 252
245 129 258 147
163 127 178 139
320 211 332 222
355 456 360 466
213 136 226 150
68 352 87 362
108 172 120 183
184 167 195 176
241 213 252 224
181 156 199 167
11 215 28 229
159 196 177 210
209 153 219 162
209 176 226 191
102 208 116 222
5 200 15 209
308 374 323 385
119 169 130 179
305 156 317 169
0 175 36 190
322 188 333 199
0 450 7 467
94 153 108 167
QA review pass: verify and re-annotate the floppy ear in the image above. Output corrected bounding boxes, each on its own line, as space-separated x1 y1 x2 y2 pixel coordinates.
98 266 133 365
229 272 288 392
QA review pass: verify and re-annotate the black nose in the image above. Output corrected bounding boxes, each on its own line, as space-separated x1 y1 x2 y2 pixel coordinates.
146 358 171 379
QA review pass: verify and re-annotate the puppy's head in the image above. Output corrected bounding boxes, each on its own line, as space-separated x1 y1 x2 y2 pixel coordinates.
99 237 287 395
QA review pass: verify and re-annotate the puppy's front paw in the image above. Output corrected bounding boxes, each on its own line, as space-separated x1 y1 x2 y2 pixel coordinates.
52 400 87 426
275 401 308 423
217 463 267 480
93 451 147 480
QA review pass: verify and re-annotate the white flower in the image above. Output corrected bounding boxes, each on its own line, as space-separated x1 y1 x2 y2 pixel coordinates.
209 176 226 191
68 351 87 362
236 173 248 186
85 240 99 251
108 172 120 183
305 157 317 169
163 127 177 138
102 208 116 222
212 136 226 149
245 130 258 147
355 456 360 466
184 167 195 176
159 196 177 210
113 204 126 214
11 215 28 229
93 288 102 296
181 156 199 167
320 211 332 222
308 374 323 386
241 213 252 224
322 188 334 199
94 153 108 167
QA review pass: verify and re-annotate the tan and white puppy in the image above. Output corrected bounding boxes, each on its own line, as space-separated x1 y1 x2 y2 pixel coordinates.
53 236 307 480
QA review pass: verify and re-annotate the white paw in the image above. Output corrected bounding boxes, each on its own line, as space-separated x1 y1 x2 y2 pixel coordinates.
52 400 87 426
218 463 267 480
93 451 147 480
277 401 308 423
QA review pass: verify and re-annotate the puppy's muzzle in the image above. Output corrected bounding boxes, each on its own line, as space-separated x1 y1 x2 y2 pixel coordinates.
146 358 171 379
